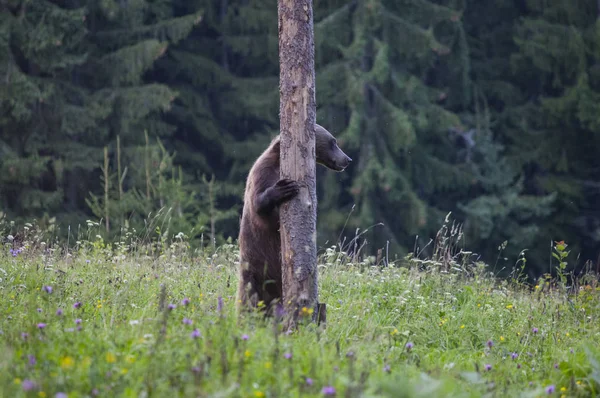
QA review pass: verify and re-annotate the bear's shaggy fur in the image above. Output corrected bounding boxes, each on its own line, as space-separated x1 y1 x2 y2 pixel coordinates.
236 124 351 312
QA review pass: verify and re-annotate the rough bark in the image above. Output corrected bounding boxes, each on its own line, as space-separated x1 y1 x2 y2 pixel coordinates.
278 0 320 328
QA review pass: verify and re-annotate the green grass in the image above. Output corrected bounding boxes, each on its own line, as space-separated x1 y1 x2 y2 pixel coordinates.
0 226 599 398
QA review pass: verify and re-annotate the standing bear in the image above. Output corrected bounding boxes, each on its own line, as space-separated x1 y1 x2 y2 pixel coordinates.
236 124 351 313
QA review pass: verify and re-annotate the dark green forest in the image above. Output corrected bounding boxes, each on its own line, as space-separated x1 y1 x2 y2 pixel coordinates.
1 0 599 278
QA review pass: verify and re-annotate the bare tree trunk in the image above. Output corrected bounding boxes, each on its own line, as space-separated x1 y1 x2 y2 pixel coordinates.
278 0 320 328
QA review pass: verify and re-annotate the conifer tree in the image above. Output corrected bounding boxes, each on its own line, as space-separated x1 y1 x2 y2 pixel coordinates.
0 0 89 228
313 0 474 257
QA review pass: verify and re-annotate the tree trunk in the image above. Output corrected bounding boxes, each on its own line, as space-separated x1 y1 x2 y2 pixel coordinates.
278 0 320 328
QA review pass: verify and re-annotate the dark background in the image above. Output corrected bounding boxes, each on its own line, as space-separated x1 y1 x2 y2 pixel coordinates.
1 0 599 278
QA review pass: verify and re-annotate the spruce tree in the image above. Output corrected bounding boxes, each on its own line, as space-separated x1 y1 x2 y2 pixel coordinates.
313 0 474 258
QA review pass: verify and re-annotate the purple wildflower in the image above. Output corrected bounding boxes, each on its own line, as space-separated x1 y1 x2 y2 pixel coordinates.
91 389 99 396
21 379 36 391
56 308 63 316
73 302 82 309
545 385 555 394
75 318 82 325
37 323 46 329
168 304 176 311
484 364 492 371
532 327 538 334
21 332 29 340
554 363 559 369
242 334 249 341
43 285 53 294
383 364 391 373
284 352 292 359
55 393 68 398
217 296 224 312
191 329 201 339
183 318 192 325
37 308 42 313
405 342 414 352
181 298 190 306
28 354 36 366
306 377 313 386
511 352 518 360
487 340 493 348
191 366 201 373
322 386 336 396
86 259 91 263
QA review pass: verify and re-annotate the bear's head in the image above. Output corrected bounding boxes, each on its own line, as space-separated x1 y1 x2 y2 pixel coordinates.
315 124 352 172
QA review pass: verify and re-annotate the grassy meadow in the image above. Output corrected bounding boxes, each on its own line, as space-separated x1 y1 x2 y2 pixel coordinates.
1 219 599 398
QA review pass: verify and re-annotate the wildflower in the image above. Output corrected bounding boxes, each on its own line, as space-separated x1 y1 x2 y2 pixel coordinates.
217 296 224 312
532 327 538 334
484 364 492 371
264 361 272 369
301 306 314 316
506 304 513 309
554 363 559 369
105 352 116 363
37 323 46 329
56 308 63 316
181 298 190 306
242 334 249 341
60 356 74 369
460 325 465 329
517 363 521 369
37 308 43 313
322 386 336 395
191 329 201 339
500 336 505 342
284 352 292 359
43 286 53 294
306 377 313 386
191 366 201 373
244 350 252 358
75 319 82 325
55 393 68 398
383 364 391 373
487 340 493 348
28 355 36 366
405 342 413 352
254 392 265 398
511 352 518 360
22 379 36 391
167 304 176 311
183 318 192 325
73 302 82 309
560 387 567 392
546 385 555 394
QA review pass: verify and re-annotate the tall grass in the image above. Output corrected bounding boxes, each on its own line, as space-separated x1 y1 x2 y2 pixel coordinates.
0 216 599 397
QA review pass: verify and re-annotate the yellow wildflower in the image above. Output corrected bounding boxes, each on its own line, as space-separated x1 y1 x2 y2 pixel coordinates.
500 336 505 342
106 352 117 363
60 356 75 369
264 361 272 370
254 392 265 398
14 378 21 385
245 350 252 358
506 304 513 309
38 393 47 398
460 325 465 329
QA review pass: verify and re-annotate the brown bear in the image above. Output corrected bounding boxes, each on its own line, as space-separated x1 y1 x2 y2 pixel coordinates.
236 124 351 313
